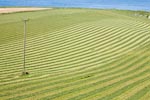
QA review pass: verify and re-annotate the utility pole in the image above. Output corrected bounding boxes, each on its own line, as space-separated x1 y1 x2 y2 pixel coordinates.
22 19 29 75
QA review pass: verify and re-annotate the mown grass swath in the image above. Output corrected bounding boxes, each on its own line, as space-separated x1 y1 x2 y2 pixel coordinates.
0 8 150 100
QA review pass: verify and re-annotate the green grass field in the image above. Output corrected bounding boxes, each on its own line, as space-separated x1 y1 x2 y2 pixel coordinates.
0 8 150 100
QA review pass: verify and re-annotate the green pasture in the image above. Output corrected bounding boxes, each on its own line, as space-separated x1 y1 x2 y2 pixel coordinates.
0 8 150 100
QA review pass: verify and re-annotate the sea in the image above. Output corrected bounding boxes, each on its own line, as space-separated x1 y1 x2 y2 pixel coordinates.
0 0 150 11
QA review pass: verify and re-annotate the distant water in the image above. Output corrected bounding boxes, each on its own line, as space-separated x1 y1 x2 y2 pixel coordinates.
0 0 150 11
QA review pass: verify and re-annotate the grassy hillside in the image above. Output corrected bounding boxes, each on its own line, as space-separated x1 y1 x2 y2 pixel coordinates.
0 8 150 100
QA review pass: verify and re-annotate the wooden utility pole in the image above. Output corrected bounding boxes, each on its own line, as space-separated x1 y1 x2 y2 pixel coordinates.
22 19 29 75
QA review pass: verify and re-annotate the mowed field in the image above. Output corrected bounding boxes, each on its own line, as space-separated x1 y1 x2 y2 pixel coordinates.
0 8 150 100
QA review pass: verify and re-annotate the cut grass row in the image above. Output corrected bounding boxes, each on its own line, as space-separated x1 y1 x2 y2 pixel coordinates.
1 45 149 99
0 9 150 100
0 20 148 69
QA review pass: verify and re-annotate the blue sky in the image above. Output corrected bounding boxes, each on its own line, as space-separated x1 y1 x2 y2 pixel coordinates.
0 0 150 11
0 0 150 6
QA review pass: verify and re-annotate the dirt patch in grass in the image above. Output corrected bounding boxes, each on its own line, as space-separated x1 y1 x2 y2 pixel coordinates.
0 8 52 14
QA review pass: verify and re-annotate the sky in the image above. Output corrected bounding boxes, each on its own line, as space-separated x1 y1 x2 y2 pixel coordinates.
0 0 150 11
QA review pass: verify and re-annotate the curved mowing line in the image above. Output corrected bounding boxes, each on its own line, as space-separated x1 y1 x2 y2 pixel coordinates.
0 34 148 79
0 20 109 46
0 47 146 90
0 25 118 51
4 59 149 99
25 30 147 63
16 28 146 61
26 25 148 49
1 10 150 100
66 69 150 100
0 30 145 67
97 78 150 100
25 21 139 44
0 40 146 74
26 19 140 39
0 46 138 79
0 22 148 54
0 51 149 99
38 65 150 100
22 32 148 69
0 42 143 77
0 25 119 51
0 26 144 70
126 85 150 100
24 28 148 56
0 17 148 49
0 50 141 85
4 55 148 99
0 37 148 80
139 88 150 100
0 50 144 90
0 12 149 46
26 28 131 55
0 45 148 81
111 82 150 100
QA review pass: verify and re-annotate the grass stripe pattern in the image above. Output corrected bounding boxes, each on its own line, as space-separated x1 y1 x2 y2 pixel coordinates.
0 8 150 100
